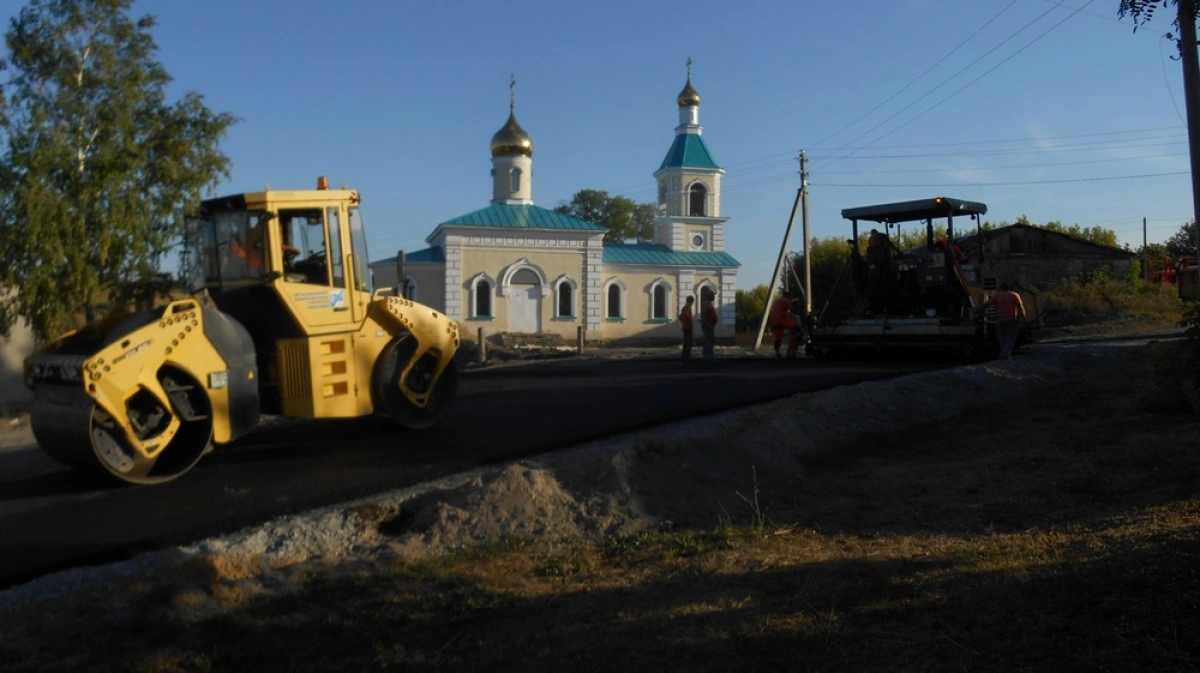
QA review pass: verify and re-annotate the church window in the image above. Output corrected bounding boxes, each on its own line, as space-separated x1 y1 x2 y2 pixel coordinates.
691 233 706 250
554 277 577 318
689 182 708 216
649 280 671 320
606 281 625 320
509 168 522 193
472 278 493 318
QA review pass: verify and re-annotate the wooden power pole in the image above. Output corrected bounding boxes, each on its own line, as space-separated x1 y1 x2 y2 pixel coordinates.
754 151 808 350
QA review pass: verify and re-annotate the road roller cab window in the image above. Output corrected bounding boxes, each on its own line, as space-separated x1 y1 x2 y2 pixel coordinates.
281 208 329 285
188 210 271 288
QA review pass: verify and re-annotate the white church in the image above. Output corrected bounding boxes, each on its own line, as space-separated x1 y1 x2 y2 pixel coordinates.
370 65 741 343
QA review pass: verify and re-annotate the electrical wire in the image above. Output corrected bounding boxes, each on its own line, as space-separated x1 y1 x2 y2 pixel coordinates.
816 0 1096 172
810 170 1187 188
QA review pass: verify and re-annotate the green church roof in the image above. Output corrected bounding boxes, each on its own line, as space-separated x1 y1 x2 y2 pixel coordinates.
373 246 444 265
658 134 719 170
603 243 740 267
436 203 607 232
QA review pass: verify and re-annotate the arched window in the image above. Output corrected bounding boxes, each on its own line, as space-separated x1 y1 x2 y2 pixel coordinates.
555 277 577 318
695 281 718 322
649 280 671 320
475 281 492 317
606 281 624 319
689 182 708 216
509 168 522 193
469 274 494 319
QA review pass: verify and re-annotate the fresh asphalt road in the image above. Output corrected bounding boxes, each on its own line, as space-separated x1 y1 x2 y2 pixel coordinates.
0 354 942 588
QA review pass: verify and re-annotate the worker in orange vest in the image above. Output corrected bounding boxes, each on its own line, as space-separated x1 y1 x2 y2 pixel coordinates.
867 229 884 248
231 222 266 275
679 295 695 363
984 282 1027 359
768 295 801 359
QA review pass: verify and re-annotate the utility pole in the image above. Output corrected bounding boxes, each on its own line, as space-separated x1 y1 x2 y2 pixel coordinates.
801 151 811 315
1144 216 1148 281
754 151 805 350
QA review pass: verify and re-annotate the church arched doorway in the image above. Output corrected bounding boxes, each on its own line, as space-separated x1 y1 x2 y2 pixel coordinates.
507 268 543 333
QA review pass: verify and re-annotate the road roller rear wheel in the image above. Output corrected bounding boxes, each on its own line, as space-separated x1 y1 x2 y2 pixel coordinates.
374 336 458 429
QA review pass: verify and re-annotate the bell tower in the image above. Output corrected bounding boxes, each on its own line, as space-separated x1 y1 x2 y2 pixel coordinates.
652 58 728 253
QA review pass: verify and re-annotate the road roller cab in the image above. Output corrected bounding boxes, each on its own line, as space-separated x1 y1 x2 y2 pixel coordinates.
24 178 460 484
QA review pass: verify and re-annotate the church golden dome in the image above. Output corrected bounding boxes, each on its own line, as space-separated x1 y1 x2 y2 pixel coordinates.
490 109 533 158
677 77 701 108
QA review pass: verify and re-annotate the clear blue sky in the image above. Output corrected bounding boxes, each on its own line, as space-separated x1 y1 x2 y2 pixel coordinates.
15 0 1191 291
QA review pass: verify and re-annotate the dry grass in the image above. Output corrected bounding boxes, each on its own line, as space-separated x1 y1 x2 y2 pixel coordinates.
3 342 1198 672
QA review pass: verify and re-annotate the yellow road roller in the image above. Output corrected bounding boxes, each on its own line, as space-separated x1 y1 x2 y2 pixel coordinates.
24 178 460 484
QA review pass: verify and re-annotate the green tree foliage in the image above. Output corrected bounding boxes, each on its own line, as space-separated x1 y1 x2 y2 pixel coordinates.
1138 241 1171 259
0 0 236 342
1041 222 1120 248
1166 220 1197 257
858 224 949 251
734 284 769 327
555 189 656 244
988 216 1121 248
785 236 857 320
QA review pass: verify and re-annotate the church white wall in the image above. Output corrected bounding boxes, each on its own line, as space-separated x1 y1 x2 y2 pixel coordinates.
598 267 732 342
458 238 590 341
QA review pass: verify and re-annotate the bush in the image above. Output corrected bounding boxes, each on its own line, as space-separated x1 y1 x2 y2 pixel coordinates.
1037 274 1181 329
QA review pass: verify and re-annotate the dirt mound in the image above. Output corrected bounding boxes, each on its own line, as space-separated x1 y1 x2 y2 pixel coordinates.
365 349 1082 561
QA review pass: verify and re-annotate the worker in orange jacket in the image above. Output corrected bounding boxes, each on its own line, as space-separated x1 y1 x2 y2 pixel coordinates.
984 282 1027 359
768 295 801 359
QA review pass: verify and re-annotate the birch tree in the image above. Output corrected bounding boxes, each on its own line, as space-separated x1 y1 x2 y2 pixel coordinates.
0 0 236 342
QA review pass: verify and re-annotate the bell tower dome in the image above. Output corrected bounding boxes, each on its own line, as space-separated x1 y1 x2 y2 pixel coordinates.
491 76 534 205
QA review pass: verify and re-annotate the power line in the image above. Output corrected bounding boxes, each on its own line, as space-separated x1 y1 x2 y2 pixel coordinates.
821 1 1098 171
810 151 1188 175
807 0 1020 153
806 125 1183 151
811 170 1187 188
809 139 1185 160
812 0 1082 172
1160 35 1188 126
